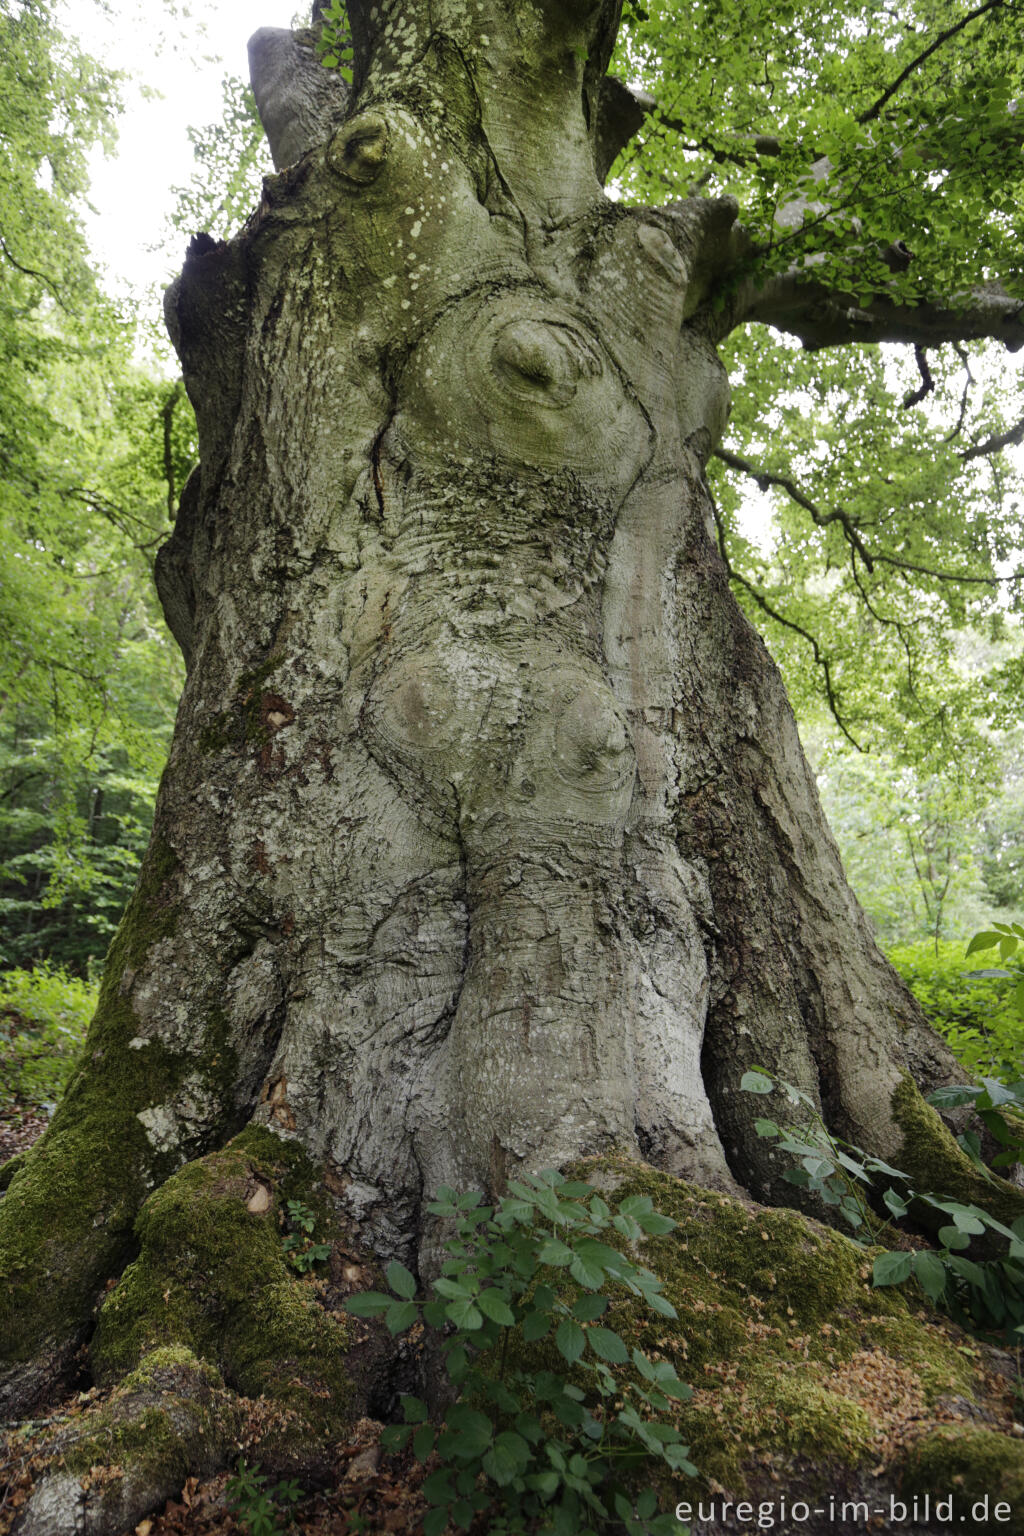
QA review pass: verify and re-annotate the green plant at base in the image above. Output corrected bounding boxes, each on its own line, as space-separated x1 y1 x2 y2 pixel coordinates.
280 1198 332 1274
740 1069 1024 1342
225 1460 303 1535
346 1170 694 1536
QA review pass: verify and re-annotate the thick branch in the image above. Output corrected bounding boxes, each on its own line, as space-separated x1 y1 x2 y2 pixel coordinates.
733 270 1024 352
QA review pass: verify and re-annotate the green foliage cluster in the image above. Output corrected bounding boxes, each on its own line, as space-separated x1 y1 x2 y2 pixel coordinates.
0 963 95 1109
741 1068 1024 1341
889 937 1024 1082
168 75 271 246
0 0 188 974
225 1459 303 1536
280 1198 332 1273
316 0 355 82
612 0 1024 755
346 1171 694 1536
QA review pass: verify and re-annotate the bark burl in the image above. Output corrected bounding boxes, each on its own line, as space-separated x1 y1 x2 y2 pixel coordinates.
3 1 1024 1529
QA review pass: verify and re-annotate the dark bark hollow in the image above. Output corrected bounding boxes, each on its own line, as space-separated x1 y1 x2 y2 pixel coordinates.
2 0 1018 1464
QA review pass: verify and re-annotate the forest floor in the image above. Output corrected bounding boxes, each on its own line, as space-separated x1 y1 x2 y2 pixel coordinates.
0 1106 46 1168
0 1411 430 1535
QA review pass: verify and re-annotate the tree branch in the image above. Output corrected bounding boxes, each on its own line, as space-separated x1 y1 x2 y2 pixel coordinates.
858 0 1009 125
960 412 1024 461
715 445 1021 586
0 235 70 312
732 270 1024 352
708 497 865 750
713 446 876 571
902 345 934 409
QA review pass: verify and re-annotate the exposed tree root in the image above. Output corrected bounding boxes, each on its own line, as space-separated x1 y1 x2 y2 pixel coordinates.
3 1148 1024 1535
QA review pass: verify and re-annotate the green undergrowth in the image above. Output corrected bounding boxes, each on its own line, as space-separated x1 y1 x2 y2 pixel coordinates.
889 938 1024 1083
577 1156 999 1497
351 1158 1024 1532
0 963 96 1111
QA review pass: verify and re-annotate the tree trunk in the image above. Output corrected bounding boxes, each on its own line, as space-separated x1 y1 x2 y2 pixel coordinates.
3 1 1024 1528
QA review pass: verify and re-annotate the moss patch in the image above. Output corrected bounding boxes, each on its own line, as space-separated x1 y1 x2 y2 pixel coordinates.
899 1425 1024 1534
574 1157 1014 1500
91 1128 357 1447
892 1074 1024 1231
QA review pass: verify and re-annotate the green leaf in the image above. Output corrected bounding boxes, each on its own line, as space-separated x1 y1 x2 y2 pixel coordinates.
343 1291 392 1316
634 1210 677 1234
912 1249 948 1302
572 1293 609 1321
872 1250 913 1287
477 1288 515 1325
522 1309 551 1341
413 1424 435 1462
434 1277 475 1300
446 1405 493 1458
482 1430 531 1486
401 1395 428 1423
555 1318 585 1363
537 1238 575 1266
587 1326 629 1363
740 1070 774 1094
569 1253 606 1289
445 1297 483 1330
946 1254 986 1285
386 1260 417 1299
645 1290 678 1318
883 1188 908 1218
385 1300 419 1335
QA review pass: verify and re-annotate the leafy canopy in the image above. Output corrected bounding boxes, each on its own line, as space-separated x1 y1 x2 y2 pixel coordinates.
611 0 1023 753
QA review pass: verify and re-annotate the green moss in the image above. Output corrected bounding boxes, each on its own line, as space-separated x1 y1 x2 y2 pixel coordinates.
91 1129 355 1441
892 1074 1024 1229
899 1426 1024 1534
569 1158 995 1496
0 1104 152 1361
61 1346 241 1484
198 655 284 755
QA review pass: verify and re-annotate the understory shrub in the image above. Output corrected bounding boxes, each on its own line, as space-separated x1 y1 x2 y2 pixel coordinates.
888 937 1024 1082
346 1170 694 1536
0 963 96 1111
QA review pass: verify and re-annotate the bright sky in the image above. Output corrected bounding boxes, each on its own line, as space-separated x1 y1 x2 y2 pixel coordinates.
65 0 297 298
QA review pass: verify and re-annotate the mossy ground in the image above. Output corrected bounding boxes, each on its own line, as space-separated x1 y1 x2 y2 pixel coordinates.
574 1158 1024 1522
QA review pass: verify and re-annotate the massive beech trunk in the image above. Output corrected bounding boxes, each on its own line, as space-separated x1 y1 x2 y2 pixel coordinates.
4 1 1024 1529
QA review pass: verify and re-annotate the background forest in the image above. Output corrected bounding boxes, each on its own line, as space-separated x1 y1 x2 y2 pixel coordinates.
2 0 1022 1125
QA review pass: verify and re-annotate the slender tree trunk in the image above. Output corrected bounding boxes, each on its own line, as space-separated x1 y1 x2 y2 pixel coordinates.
3 1 1023 1528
